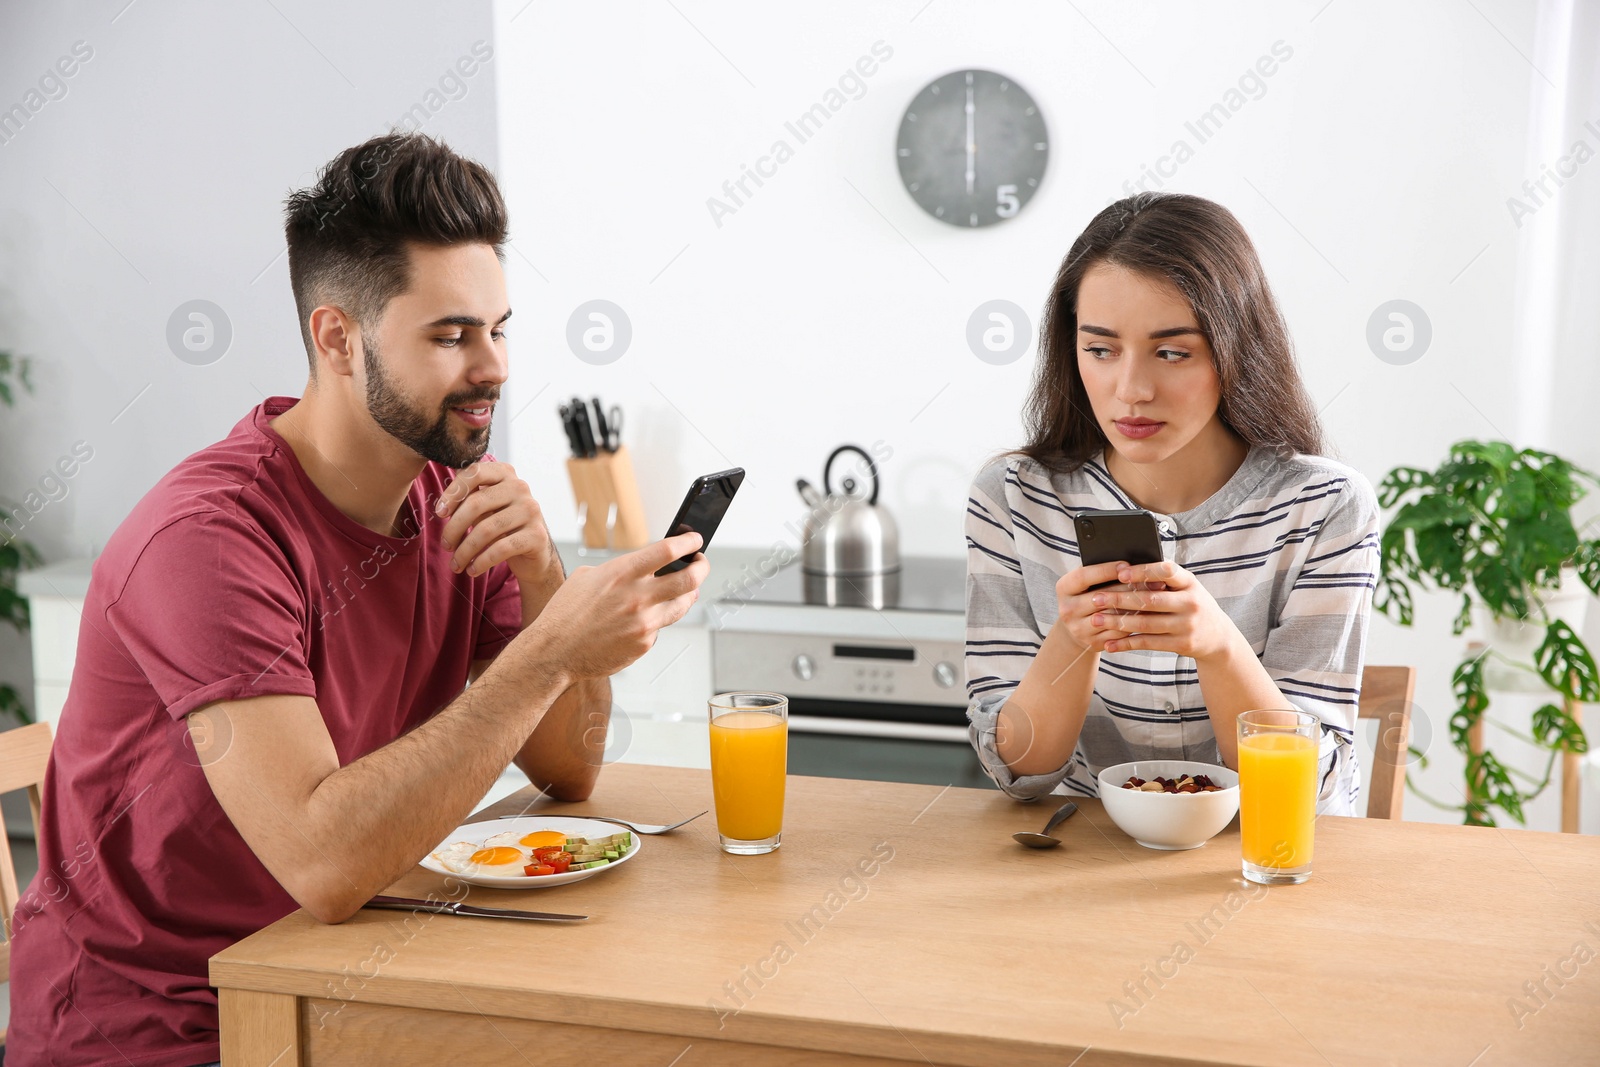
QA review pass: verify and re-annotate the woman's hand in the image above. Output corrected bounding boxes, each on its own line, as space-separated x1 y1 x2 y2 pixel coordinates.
1054 561 1167 654
1077 559 1242 662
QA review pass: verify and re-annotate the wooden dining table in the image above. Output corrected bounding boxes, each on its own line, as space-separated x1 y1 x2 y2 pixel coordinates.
210 763 1600 1066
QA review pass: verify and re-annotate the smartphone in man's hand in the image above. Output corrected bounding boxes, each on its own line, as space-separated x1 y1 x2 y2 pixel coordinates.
656 468 745 576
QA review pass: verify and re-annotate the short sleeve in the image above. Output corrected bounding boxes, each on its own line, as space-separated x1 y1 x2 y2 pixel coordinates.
1259 470 1381 815
473 563 523 661
105 511 317 720
964 460 1075 801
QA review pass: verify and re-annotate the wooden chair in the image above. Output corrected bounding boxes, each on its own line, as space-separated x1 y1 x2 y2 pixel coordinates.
1358 665 1416 820
0 720 54 1046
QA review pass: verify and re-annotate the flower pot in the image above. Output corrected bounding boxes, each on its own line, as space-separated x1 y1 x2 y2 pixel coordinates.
1469 567 1591 694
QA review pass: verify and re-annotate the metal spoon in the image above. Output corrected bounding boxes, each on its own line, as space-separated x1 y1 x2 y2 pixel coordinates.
1012 801 1079 848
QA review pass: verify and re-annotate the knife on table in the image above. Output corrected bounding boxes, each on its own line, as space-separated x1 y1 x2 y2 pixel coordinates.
364 894 588 923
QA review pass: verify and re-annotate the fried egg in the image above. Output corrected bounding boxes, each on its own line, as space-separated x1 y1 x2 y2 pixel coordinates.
520 829 568 850
483 828 568 850
430 840 531 876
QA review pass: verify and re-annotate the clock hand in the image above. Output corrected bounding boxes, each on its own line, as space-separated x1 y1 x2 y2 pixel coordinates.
965 77 976 195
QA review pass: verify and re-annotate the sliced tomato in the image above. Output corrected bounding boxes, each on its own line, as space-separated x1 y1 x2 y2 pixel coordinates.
544 851 572 874
532 845 566 861
522 863 556 877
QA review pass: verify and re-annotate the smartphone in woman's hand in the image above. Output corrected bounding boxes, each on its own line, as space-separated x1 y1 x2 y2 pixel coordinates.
1072 509 1163 590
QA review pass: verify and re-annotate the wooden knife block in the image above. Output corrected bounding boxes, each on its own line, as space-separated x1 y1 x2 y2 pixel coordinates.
566 446 648 550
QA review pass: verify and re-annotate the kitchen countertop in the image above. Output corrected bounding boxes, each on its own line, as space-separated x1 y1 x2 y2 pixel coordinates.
19 542 966 633
15 556 92 600
211 762 1600 1065
16 541 785 618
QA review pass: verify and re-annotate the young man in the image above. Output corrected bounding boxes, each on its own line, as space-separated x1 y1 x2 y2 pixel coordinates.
7 133 707 1066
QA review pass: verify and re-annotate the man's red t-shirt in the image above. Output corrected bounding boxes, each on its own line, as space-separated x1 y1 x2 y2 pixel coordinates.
7 397 524 1066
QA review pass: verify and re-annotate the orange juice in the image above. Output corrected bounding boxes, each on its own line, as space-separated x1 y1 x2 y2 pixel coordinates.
709 710 787 841
1238 732 1318 869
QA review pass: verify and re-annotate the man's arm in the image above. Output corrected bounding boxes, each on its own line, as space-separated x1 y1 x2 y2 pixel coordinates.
471 654 613 803
511 677 612 801
194 639 571 926
446 460 617 799
195 535 706 925
467 531 619 801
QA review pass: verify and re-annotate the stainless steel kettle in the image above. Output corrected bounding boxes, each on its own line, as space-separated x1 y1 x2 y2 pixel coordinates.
796 445 900 578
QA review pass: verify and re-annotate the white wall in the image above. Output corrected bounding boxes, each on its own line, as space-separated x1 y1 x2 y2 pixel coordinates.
2 0 1593 830
491 0 1598 829
0 0 500 712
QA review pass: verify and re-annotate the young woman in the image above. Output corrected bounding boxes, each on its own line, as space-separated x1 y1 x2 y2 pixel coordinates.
965 192 1379 816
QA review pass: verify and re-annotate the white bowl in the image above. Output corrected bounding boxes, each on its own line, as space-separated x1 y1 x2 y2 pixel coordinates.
1097 760 1240 851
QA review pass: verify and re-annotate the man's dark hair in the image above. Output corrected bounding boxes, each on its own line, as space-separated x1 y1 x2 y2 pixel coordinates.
283 132 508 375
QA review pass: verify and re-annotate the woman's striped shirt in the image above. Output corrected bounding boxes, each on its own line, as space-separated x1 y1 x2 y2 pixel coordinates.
965 445 1381 816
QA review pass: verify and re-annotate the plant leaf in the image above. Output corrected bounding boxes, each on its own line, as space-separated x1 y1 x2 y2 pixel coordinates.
1376 466 1433 510
1374 571 1415 627
1450 652 1489 749
0 683 32 725
1474 557 1531 622
1531 702 1589 754
1575 539 1600 595
0 683 31 726
1466 749 1524 824
1453 439 1515 476
1534 618 1600 702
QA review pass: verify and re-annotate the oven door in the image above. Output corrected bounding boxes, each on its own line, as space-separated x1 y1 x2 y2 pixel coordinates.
784 697 995 790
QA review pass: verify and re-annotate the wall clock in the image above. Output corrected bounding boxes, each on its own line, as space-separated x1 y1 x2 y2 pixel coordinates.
896 69 1049 228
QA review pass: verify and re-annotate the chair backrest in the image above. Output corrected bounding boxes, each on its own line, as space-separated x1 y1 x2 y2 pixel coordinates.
0 720 54 984
1357 666 1415 820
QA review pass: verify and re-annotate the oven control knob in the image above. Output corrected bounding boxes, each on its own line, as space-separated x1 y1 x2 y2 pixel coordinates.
933 661 958 689
792 654 816 682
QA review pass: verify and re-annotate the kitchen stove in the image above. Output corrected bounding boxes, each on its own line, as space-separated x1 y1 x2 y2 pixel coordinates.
709 556 993 789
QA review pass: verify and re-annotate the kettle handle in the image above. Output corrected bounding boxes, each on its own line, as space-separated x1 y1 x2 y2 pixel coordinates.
823 444 879 505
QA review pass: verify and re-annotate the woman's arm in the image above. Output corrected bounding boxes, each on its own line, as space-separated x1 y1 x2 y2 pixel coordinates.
964 462 1138 794
998 563 1141 774
965 465 1075 799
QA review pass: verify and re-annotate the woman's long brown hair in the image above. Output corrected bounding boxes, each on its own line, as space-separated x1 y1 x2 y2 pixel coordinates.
1021 192 1327 473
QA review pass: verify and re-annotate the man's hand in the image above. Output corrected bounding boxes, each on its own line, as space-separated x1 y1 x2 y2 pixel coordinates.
520 531 708 681
435 461 561 589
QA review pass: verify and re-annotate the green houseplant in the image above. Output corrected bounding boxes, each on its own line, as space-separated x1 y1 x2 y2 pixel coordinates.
1375 440 1599 825
1 349 42 726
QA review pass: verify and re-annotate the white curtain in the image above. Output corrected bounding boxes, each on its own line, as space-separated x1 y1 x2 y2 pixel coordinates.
1526 1 1600 829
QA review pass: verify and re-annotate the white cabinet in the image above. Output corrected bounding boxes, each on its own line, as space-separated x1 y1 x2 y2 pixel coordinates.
27 595 82 731
605 619 713 771
608 621 712 724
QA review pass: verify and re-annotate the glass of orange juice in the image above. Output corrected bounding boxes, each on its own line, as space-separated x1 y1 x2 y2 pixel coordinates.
1237 709 1319 885
708 692 788 855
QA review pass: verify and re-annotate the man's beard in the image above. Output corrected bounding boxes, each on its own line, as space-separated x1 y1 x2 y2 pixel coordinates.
363 336 496 470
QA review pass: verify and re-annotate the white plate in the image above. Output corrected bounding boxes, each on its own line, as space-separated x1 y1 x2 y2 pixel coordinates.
420 816 642 889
